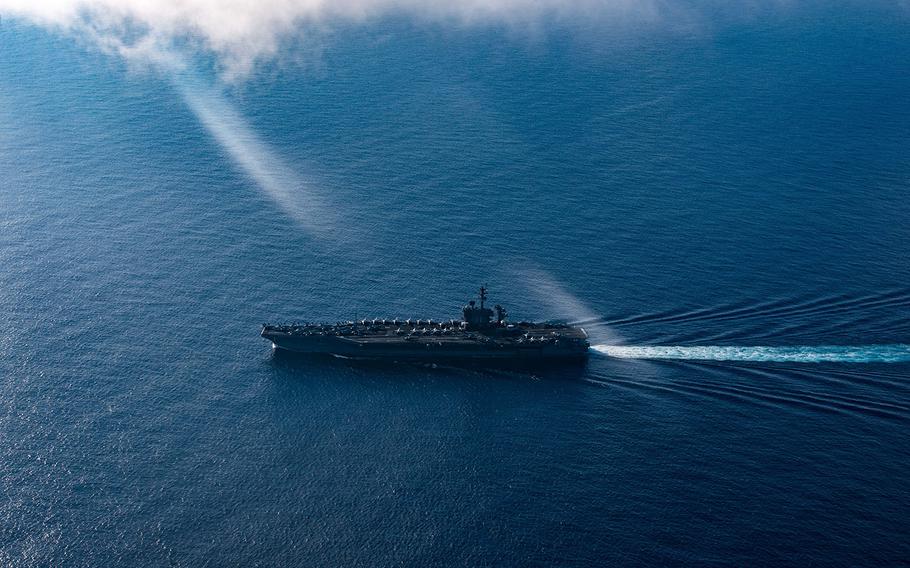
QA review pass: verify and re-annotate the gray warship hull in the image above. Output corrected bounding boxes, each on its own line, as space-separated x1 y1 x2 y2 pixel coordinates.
261 287 590 363
262 327 590 361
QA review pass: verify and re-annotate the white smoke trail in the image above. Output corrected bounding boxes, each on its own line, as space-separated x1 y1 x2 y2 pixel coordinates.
592 344 910 363
4 7 348 239
171 73 338 238
517 267 624 345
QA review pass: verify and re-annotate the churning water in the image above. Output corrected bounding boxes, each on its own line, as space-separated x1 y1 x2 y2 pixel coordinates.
592 344 910 363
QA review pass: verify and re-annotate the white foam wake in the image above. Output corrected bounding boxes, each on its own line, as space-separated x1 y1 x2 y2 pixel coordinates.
591 344 910 363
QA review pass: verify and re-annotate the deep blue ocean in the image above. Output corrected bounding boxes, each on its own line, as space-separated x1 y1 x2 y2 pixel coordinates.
1 3 909 566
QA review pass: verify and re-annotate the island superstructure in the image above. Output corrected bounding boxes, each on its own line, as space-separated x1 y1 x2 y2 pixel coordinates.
261 287 590 362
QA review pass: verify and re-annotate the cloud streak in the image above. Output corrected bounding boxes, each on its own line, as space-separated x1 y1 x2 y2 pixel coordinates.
516 267 625 346
172 73 337 237
0 0 669 79
0 0 672 236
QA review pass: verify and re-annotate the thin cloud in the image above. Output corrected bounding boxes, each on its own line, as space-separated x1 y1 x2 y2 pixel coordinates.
0 0 667 79
172 72 339 237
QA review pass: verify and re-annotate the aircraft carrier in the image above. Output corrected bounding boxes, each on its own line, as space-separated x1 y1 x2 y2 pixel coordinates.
261 287 590 362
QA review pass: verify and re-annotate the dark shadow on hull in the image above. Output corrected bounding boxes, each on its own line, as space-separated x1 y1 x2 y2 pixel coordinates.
267 347 589 381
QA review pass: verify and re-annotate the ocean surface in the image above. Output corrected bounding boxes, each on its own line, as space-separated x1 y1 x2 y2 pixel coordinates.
1 4 909 566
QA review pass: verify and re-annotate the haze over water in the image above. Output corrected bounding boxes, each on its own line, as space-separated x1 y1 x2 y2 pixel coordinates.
1 2 909 565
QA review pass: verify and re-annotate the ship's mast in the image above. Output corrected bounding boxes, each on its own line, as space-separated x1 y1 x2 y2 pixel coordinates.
463 285 495 330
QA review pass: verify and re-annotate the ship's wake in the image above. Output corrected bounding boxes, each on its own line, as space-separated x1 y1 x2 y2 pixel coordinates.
591 344 910 363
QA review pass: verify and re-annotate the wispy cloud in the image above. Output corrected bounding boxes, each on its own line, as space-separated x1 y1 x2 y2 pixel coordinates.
0 0 670 79
0 1 367 236
172 72 338 238
516 266 625 346
0 0 678 236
